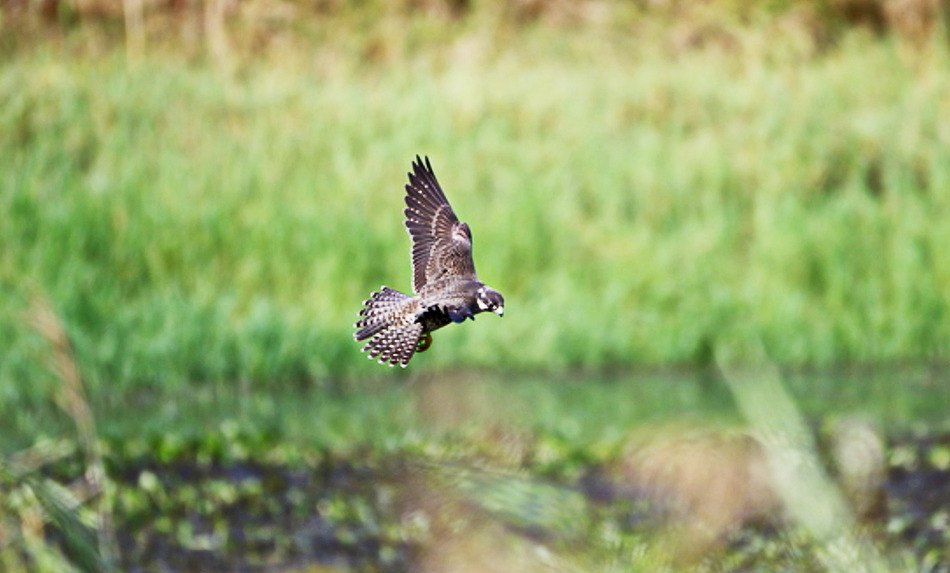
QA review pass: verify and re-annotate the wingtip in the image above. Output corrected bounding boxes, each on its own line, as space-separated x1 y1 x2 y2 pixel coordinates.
411 154 433 175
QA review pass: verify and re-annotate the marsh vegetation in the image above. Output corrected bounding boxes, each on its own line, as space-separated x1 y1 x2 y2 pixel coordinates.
2 1 949 570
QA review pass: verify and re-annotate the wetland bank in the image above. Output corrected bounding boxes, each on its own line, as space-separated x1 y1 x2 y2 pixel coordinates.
8 370 950 570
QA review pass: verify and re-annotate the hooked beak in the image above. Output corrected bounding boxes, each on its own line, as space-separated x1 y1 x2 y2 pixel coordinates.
494 306 504 317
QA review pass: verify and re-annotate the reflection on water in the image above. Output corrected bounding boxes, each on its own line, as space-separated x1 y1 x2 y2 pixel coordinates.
82 365 950 452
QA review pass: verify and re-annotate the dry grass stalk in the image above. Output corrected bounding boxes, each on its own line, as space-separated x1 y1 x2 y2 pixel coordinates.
397 463 577 573
614 425 780 560
6 440 76 481
123 0 146 62
205 0 235 74
716 341 889 573
27 296 119 571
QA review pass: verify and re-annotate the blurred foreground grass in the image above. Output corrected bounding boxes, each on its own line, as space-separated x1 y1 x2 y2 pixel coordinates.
5 363 950 571
2 7 950 404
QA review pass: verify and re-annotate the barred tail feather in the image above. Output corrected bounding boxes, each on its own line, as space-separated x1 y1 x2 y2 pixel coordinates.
354 286 410 340
354 287 423 367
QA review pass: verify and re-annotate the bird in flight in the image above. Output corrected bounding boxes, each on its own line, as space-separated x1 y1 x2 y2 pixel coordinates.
354 156 505 367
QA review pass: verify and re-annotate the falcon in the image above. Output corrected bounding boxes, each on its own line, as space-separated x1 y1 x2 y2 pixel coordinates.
354 156 505 367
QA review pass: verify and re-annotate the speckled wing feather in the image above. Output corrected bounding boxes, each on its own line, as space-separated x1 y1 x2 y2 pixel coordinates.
403 156 477 293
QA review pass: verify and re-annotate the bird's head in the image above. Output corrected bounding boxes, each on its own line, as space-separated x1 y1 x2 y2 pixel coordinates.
476 286 505 317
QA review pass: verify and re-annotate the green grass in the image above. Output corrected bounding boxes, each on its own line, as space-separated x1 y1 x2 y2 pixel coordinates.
2 16 950 409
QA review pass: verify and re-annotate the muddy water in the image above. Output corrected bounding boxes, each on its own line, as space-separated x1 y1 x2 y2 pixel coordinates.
109 432 950 572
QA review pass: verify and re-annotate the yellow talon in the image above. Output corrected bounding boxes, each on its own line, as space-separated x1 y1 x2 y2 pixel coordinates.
416 333 433 353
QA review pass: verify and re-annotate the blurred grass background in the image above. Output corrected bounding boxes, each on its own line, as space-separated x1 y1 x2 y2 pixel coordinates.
3 1 950 570
3 0 949 408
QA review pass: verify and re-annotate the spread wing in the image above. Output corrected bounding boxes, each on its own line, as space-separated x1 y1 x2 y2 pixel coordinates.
403 155 477 293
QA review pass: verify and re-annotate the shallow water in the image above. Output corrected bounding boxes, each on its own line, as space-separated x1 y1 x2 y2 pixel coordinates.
93 366 950 448
6 366 948 455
